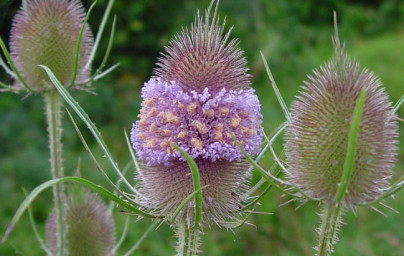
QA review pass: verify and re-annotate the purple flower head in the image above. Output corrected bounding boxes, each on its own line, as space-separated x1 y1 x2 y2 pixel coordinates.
10 0 93 92
284 37 399 206
131 78 262 166
131 1 262 225
46 191 115 256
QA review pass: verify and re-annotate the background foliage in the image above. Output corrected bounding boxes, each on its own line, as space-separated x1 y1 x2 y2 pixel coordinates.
0 0 403 255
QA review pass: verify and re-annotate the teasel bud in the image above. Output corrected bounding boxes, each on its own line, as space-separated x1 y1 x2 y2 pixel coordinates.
284 35 399 207
131 1 262 226
46 191 115 256
9 0 93 92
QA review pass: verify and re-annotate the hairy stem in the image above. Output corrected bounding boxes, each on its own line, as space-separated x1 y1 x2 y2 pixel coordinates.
316 202 344 256
175 221 186 256
44 91 65 256
175 222 202 256
186 227 202 256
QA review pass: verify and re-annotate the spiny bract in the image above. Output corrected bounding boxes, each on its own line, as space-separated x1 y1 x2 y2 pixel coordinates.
284 37 398 206
131 2 262 227
10 0 93 92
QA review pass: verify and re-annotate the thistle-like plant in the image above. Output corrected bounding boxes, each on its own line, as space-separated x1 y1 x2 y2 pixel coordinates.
9 0 93 92
129 1 263 253
252 14 403 256
131 0 262 230
0 0 117 94
0 0 117 255
46 190 115 256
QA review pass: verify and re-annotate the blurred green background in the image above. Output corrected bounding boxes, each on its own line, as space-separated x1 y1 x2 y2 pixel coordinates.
0 0 403 255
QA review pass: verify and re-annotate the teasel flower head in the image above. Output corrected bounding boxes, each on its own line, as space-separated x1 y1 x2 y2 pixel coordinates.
284 35 399 207
46 191 115 256
131 1 262 226
9 0 93 92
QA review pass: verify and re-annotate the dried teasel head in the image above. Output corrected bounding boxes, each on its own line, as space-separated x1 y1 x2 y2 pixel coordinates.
9 0 93 92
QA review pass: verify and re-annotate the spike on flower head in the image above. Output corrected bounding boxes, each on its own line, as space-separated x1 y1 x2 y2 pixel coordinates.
131 1 262 226
46 191 115 256
284 33 399 206
10 0 93 92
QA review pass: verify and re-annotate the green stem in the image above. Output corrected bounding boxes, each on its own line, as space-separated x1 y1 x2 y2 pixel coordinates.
175 223 202 256
44 92 65 256
175 221 186 256
186 227 202 256
316 203 344 256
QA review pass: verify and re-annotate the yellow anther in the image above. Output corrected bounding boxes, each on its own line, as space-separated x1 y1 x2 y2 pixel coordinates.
177 130 187 138
163 129 172 135
240 126 249 134
230 114 241 128
160 140 168 149
139 118 148 128
137 133 146 140
220 107 229 116
192 120 208 134
216 123 223 131
214 130 223 141
145 139 156 148
166 112 180 124
144 98 154 106
191 138 204 150
203 109 215 118
149 123 157 132
187 103 197 115
158 97 167 105
147 107 157 117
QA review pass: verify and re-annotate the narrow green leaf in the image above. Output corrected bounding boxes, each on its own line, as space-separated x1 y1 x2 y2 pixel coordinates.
2 177 157 243
392 94 404 114
0 36 33 92
94 15 116 76
335 89 367 204
170 143 203 229
125 129 140 172
260 51 290 121
23 189 51 255
69 1 97 89
87 0 115 68
40 65 138 196
0 54 15 78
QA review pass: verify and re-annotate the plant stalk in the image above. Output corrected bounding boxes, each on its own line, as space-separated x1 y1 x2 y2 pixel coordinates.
44 91 65 256
316 202 344 256
175 222 202 256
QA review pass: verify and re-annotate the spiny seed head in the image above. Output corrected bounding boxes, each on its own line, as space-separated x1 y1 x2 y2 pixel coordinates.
131 1 261 226
284 37 399 206
46 192 115 256
135 158 251 227
10 0 93 92
154 1 250 93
